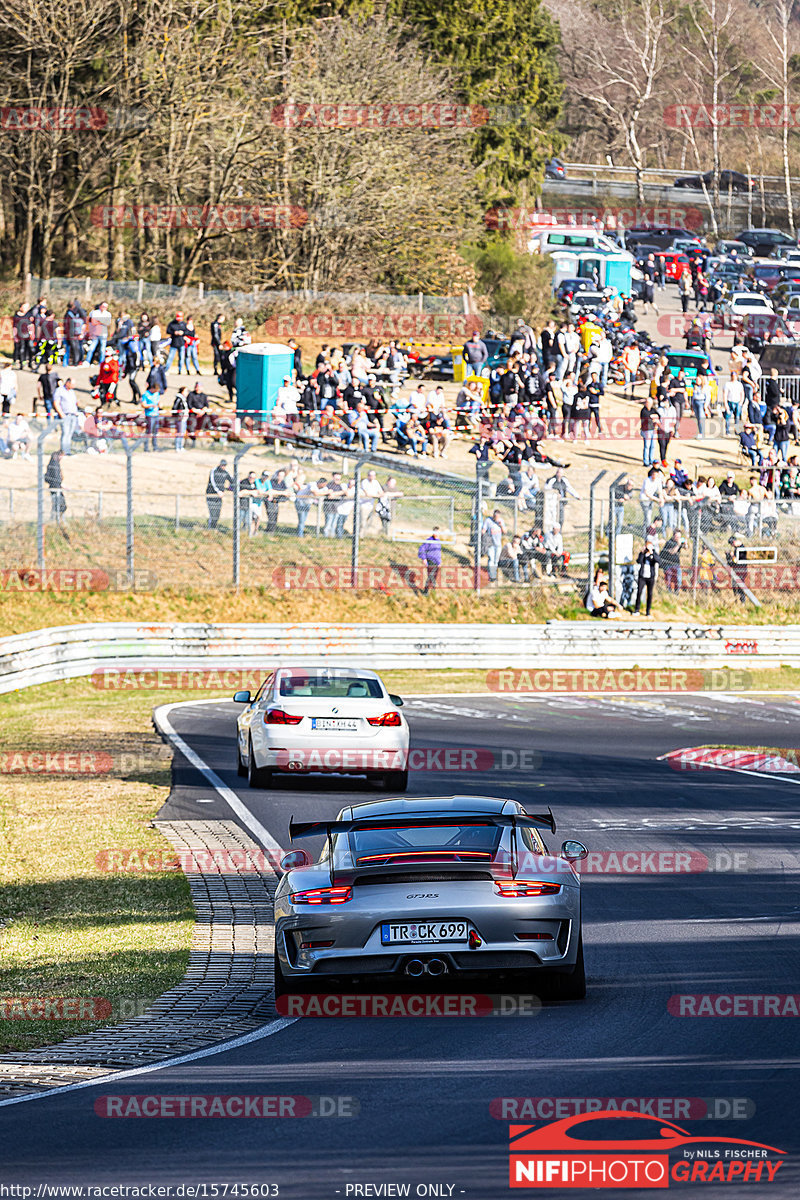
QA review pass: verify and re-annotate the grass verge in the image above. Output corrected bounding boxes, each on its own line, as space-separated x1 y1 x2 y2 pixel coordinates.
4 583 800 638
0 681 194 1054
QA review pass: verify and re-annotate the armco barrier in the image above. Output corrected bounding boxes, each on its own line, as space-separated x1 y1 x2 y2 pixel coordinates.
0 622 796 695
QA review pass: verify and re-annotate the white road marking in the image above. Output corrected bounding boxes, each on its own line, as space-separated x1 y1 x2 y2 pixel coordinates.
154 700 284 851
0 1020 296 1109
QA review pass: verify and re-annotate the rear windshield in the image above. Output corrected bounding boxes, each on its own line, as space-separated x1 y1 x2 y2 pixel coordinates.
278 671 384 699
331 820 545 870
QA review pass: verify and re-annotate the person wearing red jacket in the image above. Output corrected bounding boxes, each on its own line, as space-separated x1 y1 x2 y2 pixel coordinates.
95 353 119 406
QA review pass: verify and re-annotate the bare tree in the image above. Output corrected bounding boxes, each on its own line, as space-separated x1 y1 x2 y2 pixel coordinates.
546 0 677 201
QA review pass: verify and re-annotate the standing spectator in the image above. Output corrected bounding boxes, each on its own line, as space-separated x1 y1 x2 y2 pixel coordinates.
417 528 442 593
462 332 489 376
540 319 557 370
115 311 134 364
36 363 60 418
184 317 201 374
238 471 260 534
138 313 152 366
295 475 326 537
611 476 634 536
655 394 676 463
660 530 684 593
206 459 233 528
141 385 161 452
678 268 693 314
592 333 613 390
94 351 119 407
692 372 711 438
641 276 659 315
586 368 605 437
53 377 79 455
187 382 210 444
667 371 687 428
639 466 665 532
210 314 224 374
147 318 162 367
546 466 579 527
44 450 65 521
639 396 658 466
726 536 749 603
287 337 303 381
323 473 348 537
172 388 189 452
64 300 86 366
633 540 660 616
12 305 33 369
165 311 188 373
723 372 745 435
0 363 17 416
622 341 640 399
86 301 112 364
147 356 168 397
481 509 504 582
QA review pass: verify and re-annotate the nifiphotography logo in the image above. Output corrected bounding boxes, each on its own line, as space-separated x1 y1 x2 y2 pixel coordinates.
507 1111 785 1188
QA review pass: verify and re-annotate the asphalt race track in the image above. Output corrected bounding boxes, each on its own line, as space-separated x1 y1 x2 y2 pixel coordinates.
2 692 799 1198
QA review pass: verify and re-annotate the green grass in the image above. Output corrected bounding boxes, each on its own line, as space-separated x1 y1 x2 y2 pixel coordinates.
0 681 194 1053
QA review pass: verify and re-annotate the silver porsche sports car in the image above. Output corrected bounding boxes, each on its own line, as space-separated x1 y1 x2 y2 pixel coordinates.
273 795 588 1000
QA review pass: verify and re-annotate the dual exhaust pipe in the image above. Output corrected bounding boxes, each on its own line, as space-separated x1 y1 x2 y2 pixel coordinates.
405 957 447 977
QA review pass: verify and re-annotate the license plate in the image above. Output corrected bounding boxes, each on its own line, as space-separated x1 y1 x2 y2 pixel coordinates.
311 718 359 731
381 920 469 945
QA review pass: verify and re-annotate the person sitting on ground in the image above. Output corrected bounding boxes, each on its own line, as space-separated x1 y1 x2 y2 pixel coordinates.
585 576 621 618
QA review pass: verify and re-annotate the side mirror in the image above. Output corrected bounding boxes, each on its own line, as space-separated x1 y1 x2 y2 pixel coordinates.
388 693 404 707
561 840 588 861
232 690 251 703
280 849 312 872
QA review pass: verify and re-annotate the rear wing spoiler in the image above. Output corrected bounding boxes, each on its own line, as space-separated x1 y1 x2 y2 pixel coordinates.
288 810 556 841
288 809 555 885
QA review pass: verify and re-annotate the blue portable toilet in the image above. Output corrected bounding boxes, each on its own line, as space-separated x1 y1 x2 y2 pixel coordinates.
235 342 295 422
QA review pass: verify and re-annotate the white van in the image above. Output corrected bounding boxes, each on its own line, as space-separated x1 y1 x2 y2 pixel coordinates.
528 225 634 263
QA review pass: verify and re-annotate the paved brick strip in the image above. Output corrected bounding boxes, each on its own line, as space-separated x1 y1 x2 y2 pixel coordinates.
0 820 279 1097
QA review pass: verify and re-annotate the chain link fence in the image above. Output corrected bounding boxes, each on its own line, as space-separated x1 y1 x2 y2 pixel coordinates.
0 420 597 595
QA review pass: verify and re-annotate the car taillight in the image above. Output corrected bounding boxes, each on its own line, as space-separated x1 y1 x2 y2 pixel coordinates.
494 881 561 898
366 711 402 726
290 887 352 905
264 709 303 725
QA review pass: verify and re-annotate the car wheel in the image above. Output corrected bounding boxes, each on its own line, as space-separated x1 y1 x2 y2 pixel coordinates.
547 933 586 1001
236 741 246 777
384 769 408 792
248 738 273 789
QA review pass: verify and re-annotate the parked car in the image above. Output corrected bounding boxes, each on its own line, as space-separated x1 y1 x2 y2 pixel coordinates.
737 228 798 257
555 277 595 303
721 291 775 317
749 261 800 292
716 239 750 257
674 170 753 192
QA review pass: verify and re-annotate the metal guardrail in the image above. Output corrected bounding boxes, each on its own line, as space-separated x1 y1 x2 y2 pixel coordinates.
562 163 799 189
0 621 797 695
